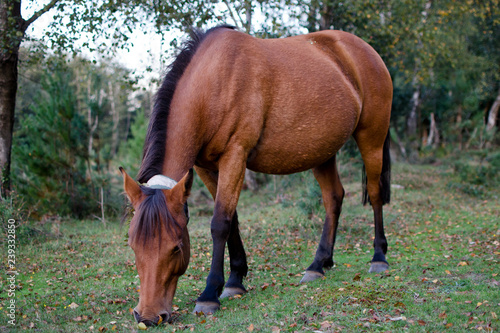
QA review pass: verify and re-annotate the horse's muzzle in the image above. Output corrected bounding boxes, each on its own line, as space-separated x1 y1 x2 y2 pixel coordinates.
133 309 168 326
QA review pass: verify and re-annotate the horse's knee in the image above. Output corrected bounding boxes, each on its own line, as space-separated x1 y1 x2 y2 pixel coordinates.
210 216 232 240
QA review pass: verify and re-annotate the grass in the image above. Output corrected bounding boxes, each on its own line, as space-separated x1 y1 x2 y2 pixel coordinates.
1 161 499 332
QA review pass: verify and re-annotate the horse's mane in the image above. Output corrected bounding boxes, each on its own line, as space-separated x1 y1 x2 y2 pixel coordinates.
131 25 233 243
136 25 235 184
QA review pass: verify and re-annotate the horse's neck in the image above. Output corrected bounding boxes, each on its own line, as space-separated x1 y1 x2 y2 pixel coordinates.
161 114 200 181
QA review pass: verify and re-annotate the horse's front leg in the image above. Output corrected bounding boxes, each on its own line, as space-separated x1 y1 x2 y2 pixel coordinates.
194 166 248 299
193 148 247 315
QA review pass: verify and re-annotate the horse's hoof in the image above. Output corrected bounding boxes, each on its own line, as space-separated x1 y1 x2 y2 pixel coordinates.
300 270 324 283
193 301 220 315
369 261 389 273
220 287 246 299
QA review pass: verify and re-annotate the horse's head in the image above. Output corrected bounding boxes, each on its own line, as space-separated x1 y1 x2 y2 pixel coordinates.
120 168 193 326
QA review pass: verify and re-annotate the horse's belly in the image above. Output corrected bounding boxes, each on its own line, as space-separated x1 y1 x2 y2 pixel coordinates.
246 119 354 174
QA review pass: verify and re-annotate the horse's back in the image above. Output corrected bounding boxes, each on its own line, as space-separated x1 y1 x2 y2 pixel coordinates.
185 29 391 174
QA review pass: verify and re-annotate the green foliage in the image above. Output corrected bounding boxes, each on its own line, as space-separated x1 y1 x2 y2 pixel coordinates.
297 179 323 218
12 69 93 218
447 149 500 197
12 49 142 219
116 110 147 177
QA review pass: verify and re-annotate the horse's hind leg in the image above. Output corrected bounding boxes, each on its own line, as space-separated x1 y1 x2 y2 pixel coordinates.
194 166 248 299
301 156 344 283
354 129 390 273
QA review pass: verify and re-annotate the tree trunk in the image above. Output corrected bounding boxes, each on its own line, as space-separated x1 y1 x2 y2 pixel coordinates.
319 1 334 30
456 105 463 150
109 81 119 158
427 113 439 147
245 169 258 192
486 87 500 132
407 87 420 138
0 0 23 199
244 0 252 34
407 83 420 162
0 56 17 199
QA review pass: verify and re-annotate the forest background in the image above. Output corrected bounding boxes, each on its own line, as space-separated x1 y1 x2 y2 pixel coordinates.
1 0 499 223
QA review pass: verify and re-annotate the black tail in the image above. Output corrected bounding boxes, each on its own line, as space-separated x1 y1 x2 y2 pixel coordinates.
362 131 391 205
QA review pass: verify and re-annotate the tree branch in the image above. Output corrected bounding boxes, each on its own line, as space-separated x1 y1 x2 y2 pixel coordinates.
223 0 242 30
22 0 60 31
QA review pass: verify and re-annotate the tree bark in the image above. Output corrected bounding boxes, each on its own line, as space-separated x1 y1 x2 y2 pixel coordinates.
486 87 500 132
0 0 23 198
0 56 17 199
407 87 420 138
426 113 439 147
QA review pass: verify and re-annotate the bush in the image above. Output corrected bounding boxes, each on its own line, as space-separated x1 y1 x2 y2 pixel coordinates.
447 149 500 197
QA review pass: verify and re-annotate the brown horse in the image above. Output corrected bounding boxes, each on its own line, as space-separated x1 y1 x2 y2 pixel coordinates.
121 25 392 326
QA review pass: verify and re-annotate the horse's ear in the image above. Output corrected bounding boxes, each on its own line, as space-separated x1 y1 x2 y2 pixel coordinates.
169 169 194 205
120 167 142 205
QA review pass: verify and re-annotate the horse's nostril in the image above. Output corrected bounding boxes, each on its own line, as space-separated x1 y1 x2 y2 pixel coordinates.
133 309 141 323
133 309 168 326
159 312 169 324
141 319 157 327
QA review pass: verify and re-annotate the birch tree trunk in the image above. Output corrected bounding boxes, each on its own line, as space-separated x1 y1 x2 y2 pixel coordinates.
426 113 439 148
486 87 500 132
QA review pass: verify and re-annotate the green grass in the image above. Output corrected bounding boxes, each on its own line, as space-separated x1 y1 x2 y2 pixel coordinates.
1 162 499 332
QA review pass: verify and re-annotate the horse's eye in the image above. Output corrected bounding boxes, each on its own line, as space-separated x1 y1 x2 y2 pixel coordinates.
173 245 181 254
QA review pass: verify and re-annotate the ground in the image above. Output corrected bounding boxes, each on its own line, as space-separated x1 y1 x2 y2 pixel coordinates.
1 161 499 332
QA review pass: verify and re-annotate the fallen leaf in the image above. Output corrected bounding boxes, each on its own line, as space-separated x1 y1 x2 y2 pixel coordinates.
394 301 406 308
445 323 453 328
248 323 254 332
458 261 468 266
445 270 451 275
418 320 426 326
68 302 79 309
439 312 447 319
320 321 332 330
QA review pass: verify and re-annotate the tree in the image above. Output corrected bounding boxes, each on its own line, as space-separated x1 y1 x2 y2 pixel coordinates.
0 0 58 198
0 0 220 199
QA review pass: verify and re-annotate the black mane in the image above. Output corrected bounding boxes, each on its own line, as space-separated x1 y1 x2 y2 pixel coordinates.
136 25 235 184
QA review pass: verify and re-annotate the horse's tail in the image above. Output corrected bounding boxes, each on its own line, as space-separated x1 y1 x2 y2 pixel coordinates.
362 130 391 205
